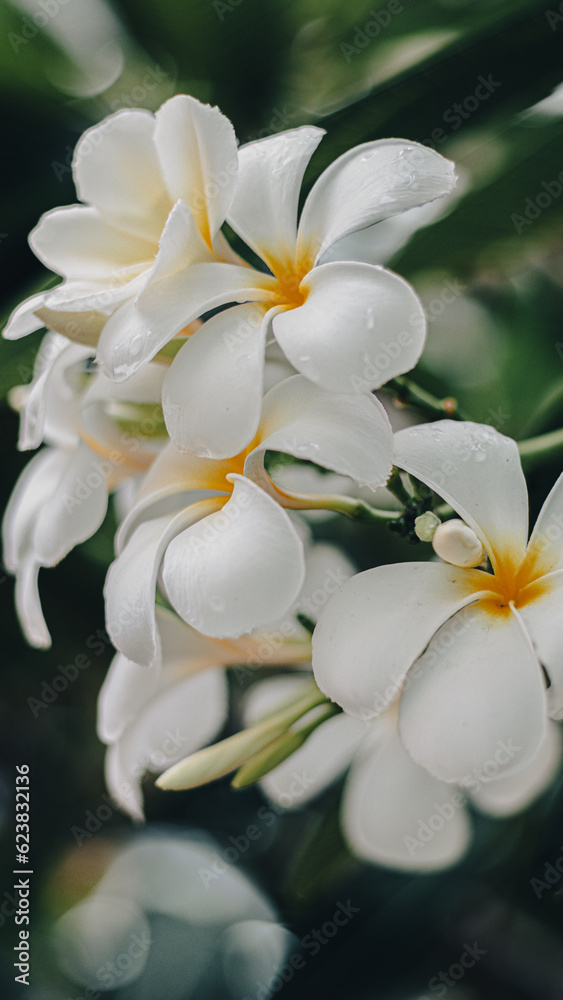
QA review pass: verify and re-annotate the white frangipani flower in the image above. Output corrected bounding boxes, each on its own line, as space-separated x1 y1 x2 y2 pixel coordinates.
313 420 563 784
104 374 392 666
136 129 456 457
99 543 353 820
243 675 561 872
2 332 164 647
3 95 242 356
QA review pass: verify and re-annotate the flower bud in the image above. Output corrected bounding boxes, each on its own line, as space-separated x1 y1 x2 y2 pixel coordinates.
432 518 484 568
414 511 440 542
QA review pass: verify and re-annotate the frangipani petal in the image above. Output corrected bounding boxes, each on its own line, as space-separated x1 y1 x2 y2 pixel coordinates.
398 605 547 783
136 259 277 348
272 262 426 393
297 139 457 264
469 721 561 817
525 472 563 577
105 668 228 820
227 127 324 272
394 421 529 574
18 333 78 450
162 476 305 638
116 442 231 550
154 95 238 246
33 442 108 566
105 499 222 667
30 206 154 280
261 715 364 808
312 562 493 719
242 676 364 805
73 108 171 242
517 570 563 719
163 303 272 458
98 607 231 744
2 448 70 571
3 292 49 340
245 375 393 493
15 557 51 649
343 722 470 871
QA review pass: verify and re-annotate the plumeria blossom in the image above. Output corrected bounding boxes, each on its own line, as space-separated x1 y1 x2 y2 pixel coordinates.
3 95 242 353
2 331 165 647
104 374 392 667
313 420 563 785
99 543 353 820
242 675 561 872
137 129 456 457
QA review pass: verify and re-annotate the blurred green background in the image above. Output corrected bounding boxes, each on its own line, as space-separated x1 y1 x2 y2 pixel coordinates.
2 0 563 997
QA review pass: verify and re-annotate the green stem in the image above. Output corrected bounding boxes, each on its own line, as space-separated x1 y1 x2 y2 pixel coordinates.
518 426 563 471
309 494 402 524
387 376 468 421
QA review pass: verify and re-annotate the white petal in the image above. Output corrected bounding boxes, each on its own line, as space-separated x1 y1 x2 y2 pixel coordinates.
95 299 157 382
398 605 547 783
32 443 108 566
2 448 70 571
227 127 324 271
106 668 228 820
242 677 364 805
19 335 86 451
15 556 51 649
343 724 470 871
104 499 222 667
3 292 48 340
115 442 231 550
73 108 171 241
98 607 230 743
273 262 426 392
162 476 306 638
44 275 144 315
469 721 561 817
297 139 456 264
517 570 563 718
246 374 393 492
137 260 277 345
163 303 271 458
30 206 155 279
394 421 529 574
312 562 494 719
525 471 563 577
98 651 160 745
261 712 365 808
154 95 238 244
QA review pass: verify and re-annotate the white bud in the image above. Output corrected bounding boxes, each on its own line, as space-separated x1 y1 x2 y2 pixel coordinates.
414 511 440 542
432 518 484 568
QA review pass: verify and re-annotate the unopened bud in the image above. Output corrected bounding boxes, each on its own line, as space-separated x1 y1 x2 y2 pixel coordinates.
432 518 484 568
414 511 440 542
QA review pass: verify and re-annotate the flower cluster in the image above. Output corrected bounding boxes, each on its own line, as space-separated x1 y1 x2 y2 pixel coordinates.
4 95 562 872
